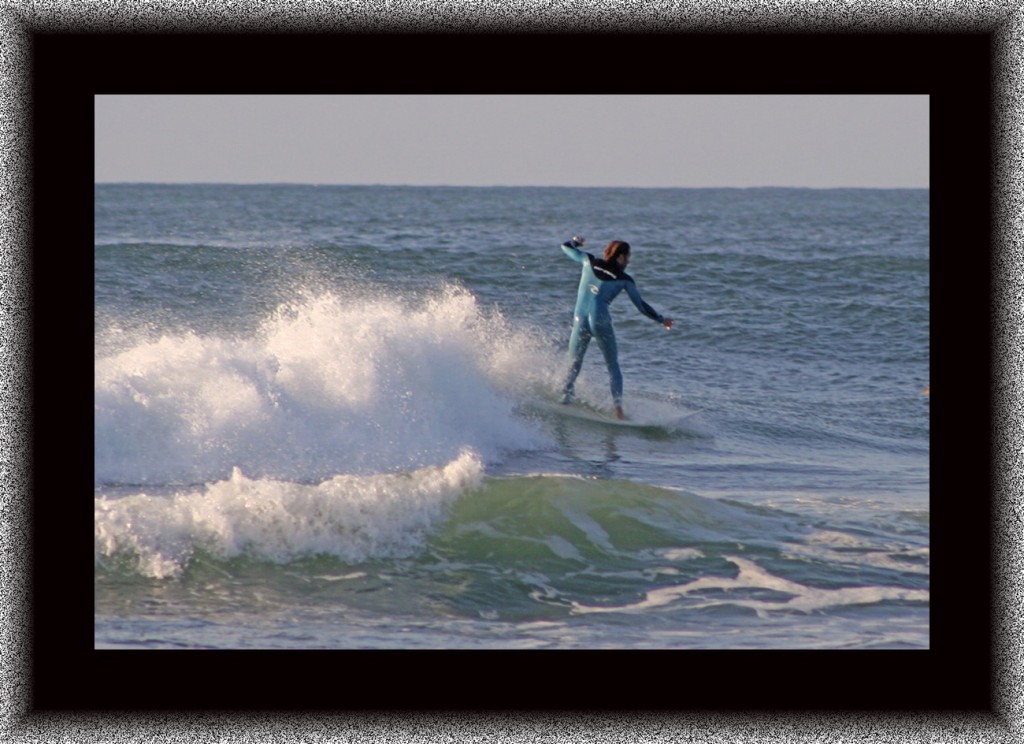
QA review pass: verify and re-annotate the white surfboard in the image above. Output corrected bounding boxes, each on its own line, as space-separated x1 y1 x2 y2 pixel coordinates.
530 398 700 432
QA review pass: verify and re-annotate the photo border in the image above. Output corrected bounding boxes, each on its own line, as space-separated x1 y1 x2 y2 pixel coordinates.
2 4 1016 741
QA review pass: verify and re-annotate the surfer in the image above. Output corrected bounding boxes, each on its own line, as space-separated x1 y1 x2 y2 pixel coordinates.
560 236 673 419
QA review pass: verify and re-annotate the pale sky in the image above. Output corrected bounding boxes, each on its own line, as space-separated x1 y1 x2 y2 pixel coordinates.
95 95 928 189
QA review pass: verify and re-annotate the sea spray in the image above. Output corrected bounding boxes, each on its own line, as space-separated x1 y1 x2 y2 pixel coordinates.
95 449 485 579
94 286 553 485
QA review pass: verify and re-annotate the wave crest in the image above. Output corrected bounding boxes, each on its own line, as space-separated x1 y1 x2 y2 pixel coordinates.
95 449 484 579
95 286 553 485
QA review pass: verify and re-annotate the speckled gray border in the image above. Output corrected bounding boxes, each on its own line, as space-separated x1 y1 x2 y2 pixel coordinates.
991 3 1024 741
2 1 1021 742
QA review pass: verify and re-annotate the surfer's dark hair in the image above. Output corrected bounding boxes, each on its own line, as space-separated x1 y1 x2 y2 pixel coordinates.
604 240 631 262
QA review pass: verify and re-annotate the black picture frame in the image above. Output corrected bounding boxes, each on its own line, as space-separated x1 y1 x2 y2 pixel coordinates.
5 17 1007 740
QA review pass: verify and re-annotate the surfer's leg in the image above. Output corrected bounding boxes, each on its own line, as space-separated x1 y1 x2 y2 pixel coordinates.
562 318 591 403
593 324 623 409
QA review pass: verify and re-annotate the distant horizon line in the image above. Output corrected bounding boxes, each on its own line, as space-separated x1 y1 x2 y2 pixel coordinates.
94 181 929 190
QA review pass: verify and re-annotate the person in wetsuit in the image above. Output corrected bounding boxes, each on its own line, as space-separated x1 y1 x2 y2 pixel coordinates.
560 236 673 419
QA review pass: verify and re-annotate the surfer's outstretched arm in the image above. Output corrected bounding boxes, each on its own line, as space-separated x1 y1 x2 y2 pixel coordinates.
624 281 673 329
561 236 588 264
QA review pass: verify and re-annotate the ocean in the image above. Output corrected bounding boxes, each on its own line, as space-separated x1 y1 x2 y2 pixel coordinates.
93 184 930 650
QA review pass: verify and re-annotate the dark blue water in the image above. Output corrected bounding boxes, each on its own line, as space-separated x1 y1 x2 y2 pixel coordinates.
94 184 929 649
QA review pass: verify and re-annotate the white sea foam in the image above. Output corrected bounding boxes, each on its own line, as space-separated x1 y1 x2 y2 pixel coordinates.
781 531 930 575
570 555 929 617
95 449 484 579
94 286 552 485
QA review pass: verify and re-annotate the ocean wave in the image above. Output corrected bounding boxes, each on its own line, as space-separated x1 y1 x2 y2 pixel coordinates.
95 449 484 579
96 466 929 637
94 286 554 485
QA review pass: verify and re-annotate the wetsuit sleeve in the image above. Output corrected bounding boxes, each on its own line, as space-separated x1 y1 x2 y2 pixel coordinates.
625 280 665 323
561 239 589 264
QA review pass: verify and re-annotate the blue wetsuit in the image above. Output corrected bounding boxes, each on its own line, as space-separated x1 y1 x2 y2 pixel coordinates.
560 239 665 407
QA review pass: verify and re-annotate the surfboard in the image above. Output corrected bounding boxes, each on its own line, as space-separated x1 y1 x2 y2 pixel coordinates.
530 398 700 432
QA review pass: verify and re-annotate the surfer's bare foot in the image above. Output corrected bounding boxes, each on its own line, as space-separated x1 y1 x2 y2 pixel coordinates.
614 406 625 420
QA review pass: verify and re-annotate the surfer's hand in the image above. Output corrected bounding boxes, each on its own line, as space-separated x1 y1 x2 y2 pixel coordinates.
662 318 674 330
570 235 586 246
